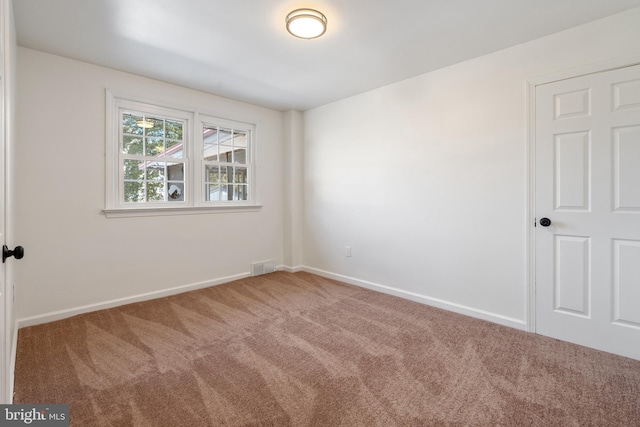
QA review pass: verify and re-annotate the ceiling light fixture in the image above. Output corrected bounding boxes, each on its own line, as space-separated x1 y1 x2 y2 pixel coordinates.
286 8 327 40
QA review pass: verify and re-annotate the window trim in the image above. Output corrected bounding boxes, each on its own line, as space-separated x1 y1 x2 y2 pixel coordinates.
104 90 261 217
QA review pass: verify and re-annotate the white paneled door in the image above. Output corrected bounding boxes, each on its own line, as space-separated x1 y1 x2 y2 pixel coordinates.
535 64 640 360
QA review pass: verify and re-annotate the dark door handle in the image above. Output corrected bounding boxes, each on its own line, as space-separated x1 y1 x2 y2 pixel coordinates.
539 218 552 227
3 245 24 263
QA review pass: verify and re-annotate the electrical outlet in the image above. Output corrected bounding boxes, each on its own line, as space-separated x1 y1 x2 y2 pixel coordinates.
345 246 351 257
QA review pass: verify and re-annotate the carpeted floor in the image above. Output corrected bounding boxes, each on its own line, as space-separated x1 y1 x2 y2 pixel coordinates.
14 271 640 426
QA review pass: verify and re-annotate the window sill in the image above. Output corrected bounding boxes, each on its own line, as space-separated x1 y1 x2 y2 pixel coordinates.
103 204 263 218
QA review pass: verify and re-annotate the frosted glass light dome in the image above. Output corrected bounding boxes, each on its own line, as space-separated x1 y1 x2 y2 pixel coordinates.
286 9 327 39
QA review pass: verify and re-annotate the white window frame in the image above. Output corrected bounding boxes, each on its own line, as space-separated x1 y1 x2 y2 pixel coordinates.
104 91 260 218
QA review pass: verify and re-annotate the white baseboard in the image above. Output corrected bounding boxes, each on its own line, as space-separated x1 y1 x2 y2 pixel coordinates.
277 265 304 273
16 272 251 329
303 266 527 331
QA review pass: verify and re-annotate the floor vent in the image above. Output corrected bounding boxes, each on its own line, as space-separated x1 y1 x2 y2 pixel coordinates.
251 260 276 276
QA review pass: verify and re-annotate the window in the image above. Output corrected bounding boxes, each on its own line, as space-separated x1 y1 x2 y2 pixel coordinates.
202 119 250 202
105 92 257 216
121 111 187 204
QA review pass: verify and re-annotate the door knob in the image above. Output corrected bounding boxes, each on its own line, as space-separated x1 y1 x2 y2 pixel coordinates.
539 218 552 227
2 245 24 263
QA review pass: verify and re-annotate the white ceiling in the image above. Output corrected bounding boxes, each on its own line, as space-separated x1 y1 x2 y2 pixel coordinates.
14 0 640 111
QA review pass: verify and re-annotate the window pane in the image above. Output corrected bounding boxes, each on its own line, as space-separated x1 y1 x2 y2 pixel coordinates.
203 145 218 161
123 136 143 155
146 117 164 138
166 140 184 158
233 131 247 148
146 182 164 201
167 162 184 181
216 146 232 162
205 165 220 183
233 185 248 201
233 148 247 164
124 181 144 202
206 184 224 201
145 137 164 157
234 166 247 183
123 113 143 136
203 125 219 159
218 127 232 145
221 166 230 184
167 183 184 201
124 159 144 180
166 120 183 140
146 164 165 181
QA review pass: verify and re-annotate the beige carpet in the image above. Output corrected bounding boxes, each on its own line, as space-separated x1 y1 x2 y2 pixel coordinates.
14 271 640 426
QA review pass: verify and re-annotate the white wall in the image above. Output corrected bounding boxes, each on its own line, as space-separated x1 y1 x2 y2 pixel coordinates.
15 48 284 322
302 8 640 327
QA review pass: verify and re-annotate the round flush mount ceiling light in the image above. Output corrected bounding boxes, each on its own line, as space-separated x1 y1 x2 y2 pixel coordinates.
286 8 327 39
